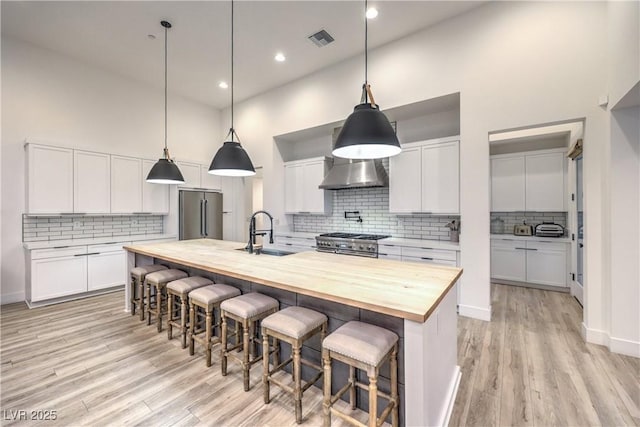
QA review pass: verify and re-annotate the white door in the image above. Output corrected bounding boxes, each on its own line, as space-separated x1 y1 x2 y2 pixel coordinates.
421 141 459 214
490 240 527 281
303 161 326 213
31 256 87 301
175 161 201 188
142 160 170 214
389 147 421 213
525 152 566 211
74 150 110 213
491 156 525 211
526 242 568 287
87 250 127 291
111 156 142 213
26 144 74 214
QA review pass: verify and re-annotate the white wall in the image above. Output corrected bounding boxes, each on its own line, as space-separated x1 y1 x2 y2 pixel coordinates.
222 1 609 324
1 38 222 303
609 107 640 356
608 1 640 108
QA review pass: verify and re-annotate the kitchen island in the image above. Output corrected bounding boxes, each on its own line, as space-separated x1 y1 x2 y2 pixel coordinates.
124 239 462 427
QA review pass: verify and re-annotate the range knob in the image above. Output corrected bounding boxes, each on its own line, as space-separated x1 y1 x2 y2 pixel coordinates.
359 245 364 250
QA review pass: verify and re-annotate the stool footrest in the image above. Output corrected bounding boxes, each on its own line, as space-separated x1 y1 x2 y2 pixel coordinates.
301 371 323 393
331 381 353 405
299 358 322 371
330 407 367 427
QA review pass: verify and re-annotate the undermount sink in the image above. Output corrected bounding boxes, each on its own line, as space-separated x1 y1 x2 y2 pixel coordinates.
235 247 295 257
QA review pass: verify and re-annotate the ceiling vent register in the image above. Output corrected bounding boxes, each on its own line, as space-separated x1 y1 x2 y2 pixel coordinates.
308 29 335 47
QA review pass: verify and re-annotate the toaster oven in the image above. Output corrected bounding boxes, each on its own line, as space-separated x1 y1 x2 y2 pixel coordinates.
534 222 565 237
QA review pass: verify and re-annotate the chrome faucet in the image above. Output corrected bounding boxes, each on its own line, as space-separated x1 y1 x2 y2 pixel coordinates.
247 210 274 254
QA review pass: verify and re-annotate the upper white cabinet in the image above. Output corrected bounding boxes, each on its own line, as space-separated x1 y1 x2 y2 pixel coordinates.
175 161 201 188
74 150 110 213
284 157 332 214
111 156 142 213
142 160 170 214
26 144 74 214
389 137 460 214
491 150 567 212
200 165 222 190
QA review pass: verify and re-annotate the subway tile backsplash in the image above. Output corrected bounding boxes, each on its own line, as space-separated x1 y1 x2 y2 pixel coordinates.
293 187 459 241
490 211 568 234
22 215 164 242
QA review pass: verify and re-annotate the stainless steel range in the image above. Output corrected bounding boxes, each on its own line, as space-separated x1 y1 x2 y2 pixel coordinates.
315 233 390 258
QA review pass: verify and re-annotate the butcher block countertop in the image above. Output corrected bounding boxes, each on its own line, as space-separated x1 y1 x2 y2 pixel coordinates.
124 239 462 323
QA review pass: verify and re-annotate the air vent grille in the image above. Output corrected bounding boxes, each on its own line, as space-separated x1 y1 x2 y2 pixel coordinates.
308 29 335 47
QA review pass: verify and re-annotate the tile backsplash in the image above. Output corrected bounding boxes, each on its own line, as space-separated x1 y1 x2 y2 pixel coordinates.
293 187 459 241
22 215 164 243
490 211 568 234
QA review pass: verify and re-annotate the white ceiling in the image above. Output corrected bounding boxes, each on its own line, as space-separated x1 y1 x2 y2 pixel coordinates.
2 1 484 109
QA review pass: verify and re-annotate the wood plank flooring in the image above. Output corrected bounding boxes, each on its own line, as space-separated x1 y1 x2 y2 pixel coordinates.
1 285 638 426
450 284 640 427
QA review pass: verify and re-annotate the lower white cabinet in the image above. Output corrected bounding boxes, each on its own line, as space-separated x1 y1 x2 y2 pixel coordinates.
268 234 316 253
28 242 131 303
490 238 568 287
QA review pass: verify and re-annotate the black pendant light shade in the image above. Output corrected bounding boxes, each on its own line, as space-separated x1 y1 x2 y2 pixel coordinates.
209 140 255 177
208 0 256 177
333 103 401 159
147 20 184 184
333 0 402 160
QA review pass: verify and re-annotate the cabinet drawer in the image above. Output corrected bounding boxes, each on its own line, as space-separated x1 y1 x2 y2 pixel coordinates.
526 241 567 251
402 255 456 267
31 246 87 260
277 236 315 248
378 253 402 261
88 242 130 253
378 244 402 256
401 246 457 262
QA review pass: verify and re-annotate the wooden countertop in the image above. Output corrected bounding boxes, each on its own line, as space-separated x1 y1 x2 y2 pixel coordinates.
124 239 462 323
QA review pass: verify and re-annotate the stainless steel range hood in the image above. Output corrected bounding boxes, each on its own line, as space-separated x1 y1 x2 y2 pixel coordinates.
318 157 388 190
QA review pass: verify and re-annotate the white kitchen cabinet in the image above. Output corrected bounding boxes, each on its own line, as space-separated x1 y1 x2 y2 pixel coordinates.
25 143 74 214
525 241 568 287
87 243 128 291
175 161 201 188
111 156 142 213
490 149 566 212
401 245 458 266
29 246 88 302
388 147 421 213
490 239 527 281
201 165 222 190
141 160 170 214
490 237 568 287
74 150 110 213
284 157 332 214
491 157 526 211
268 234 316 253
389 137 460 214
525 152 566 211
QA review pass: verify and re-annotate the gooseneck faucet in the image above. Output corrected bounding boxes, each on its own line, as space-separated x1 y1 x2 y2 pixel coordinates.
247 210 274 254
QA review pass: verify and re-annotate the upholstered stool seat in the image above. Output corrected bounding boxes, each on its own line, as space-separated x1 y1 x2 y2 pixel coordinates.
262 307 328 424
130 264 167 320
145 269 188 332
188 284 241 366
166 276 212 348
322 321 399 427
220 293 279 391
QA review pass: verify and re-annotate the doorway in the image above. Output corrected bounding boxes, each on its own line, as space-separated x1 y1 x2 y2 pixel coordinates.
572 153 585 304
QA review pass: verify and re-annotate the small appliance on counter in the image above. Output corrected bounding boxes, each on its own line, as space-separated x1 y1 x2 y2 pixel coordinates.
534 222 565 238
490 217 505 234
513 221 533 236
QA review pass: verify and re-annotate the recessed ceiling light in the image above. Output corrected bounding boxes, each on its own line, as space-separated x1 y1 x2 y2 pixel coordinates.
274 52 286 62
218 81 228 89
366 7 378 19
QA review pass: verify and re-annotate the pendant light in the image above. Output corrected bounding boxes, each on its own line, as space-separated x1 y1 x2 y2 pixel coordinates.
147 21 185 184
209 0 256 177
332 0 401 160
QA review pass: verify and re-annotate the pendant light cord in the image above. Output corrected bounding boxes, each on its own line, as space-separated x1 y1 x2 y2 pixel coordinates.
230 0 235 142
164 23 169 156
364 0 368 104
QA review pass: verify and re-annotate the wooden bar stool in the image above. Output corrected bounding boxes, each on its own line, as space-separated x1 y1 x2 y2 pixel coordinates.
262 306 328 424
322 321 399 427
166 276 213 348
130 264 167 320
220 292 279 391
145 269 188 333
188 283 241 366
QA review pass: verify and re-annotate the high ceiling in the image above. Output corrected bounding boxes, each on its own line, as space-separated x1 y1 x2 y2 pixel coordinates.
2 1 485 109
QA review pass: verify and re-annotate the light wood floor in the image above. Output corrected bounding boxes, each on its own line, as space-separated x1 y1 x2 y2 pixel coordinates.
1 285 638 426
450 284 640 427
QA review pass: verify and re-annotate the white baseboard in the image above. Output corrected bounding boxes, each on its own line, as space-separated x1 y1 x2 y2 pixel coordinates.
440 366 462 427
0 291 25 305
610 337 640 358
458 304 491 321
584 324 610 346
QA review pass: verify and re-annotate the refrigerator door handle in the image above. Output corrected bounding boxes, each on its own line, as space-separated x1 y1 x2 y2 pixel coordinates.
200 199 205 237
204 199 208 236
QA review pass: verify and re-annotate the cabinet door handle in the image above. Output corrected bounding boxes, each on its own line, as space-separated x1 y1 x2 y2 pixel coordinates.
53 246 70 249
132 212 152 215
515 247 527 250
285 243 293 246
421 257 434 260
74 252 100 257
204 199 209 236
298 211 310 214
421 247 434 250
528 248 538 251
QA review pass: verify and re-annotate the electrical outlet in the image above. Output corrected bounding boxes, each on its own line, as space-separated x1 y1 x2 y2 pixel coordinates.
73 221 82 229
131 219 138 226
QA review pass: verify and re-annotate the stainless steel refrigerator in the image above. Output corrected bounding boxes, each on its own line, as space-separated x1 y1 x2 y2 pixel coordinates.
179 190 223 240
